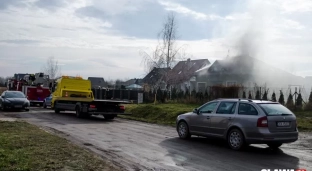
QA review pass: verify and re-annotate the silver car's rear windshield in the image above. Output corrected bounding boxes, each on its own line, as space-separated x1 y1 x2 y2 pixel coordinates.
258 103 293 116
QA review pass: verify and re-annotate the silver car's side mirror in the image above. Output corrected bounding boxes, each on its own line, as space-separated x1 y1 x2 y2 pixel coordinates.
193 108 199 114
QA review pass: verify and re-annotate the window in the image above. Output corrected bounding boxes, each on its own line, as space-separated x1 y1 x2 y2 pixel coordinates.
216 102 237 114
5 91 25 98
238 103 258 115
258 103 293 116
198 102 219 113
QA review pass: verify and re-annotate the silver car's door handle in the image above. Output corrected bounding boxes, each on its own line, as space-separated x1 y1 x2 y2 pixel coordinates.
228 117 232 120
206 116 210 119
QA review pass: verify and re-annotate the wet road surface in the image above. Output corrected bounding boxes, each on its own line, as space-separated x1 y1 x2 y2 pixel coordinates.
1 108 311 171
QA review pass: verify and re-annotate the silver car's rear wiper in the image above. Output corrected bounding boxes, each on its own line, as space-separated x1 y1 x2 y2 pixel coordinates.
280 114 292 116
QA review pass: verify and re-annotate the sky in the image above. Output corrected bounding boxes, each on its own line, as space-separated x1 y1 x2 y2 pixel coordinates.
0 0 312 80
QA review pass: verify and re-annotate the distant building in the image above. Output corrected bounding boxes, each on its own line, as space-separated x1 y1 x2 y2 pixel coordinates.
88 77 107 89
166 58 210 92
142 67 171 91
124 78 143 86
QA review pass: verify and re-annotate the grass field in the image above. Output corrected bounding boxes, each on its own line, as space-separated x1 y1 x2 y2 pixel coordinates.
0 121 118 171
122 103 312 131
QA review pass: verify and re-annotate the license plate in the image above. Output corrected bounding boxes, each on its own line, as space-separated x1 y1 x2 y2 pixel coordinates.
14 105 23 108
277 122 290 127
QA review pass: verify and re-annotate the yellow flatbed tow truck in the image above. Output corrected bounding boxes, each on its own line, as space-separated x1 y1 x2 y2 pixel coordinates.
50 76 131 119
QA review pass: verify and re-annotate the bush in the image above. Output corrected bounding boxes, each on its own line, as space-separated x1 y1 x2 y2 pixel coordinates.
304 91 312 111
296 93 303 108
242 91 246 98
262 90 268 100
248 91 252 99
271 92 277 102
286 91 295 110
255 90 260 100
278 90 285 105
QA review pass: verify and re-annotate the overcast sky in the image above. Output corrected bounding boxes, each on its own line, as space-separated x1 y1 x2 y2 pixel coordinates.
0 0 311 80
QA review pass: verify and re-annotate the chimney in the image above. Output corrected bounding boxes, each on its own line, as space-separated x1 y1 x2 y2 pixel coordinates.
187 58 191 70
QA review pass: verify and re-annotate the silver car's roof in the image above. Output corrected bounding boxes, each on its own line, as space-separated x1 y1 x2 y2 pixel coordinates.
213 98 278 104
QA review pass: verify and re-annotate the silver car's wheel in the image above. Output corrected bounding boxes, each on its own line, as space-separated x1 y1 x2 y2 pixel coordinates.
227 129 245 150
178 121 191 139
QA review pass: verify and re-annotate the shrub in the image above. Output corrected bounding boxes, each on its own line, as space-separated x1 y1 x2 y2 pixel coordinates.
242 91 246 98
271 92 277 102
262 90 268 100
255 90 260 100
248 91 252 99
304 91 312 111
278 90 285 105
286 91 295 110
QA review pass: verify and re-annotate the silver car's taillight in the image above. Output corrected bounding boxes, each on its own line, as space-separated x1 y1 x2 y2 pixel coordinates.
257 116 268 127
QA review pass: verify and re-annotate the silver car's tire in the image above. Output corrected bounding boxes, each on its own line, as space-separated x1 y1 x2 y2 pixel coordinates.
267 143 283 149
227 128 245 150
177 121 191 139
43 102 47 108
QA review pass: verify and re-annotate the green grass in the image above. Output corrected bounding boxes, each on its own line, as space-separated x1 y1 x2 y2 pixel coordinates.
294 111 312 131
121 103 312 131
0 121 118 171
121 103 198 126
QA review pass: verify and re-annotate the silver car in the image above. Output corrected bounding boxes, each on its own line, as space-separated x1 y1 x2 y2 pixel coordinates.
176 99 298 150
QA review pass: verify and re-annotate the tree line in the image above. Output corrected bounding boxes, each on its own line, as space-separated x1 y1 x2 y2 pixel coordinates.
143 85 312 111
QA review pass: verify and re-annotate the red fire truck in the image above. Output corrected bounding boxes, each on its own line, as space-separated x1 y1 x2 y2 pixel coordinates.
7 73 51 106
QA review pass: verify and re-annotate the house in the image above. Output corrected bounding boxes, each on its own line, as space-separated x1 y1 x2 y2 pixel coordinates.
305 76 312 91
142 67 171 91
195 56 307 94
166 58 210 92
123 78 143 86
88 77 107 89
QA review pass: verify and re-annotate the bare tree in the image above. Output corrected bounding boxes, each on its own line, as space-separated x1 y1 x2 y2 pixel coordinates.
141 12 190 73
43 56 60 80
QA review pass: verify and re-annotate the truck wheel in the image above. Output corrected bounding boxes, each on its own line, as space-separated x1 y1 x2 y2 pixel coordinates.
54 102 60 113
75 106 83 118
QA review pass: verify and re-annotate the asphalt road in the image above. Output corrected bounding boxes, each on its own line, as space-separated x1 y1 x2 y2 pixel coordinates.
1 108 312 171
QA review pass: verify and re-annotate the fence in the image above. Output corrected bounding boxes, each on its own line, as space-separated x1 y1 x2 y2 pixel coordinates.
143 85 312 110
91 88 144 103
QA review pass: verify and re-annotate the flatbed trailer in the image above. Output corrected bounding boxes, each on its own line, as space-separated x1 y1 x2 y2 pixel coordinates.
53 98 132 119
51 76 132 119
